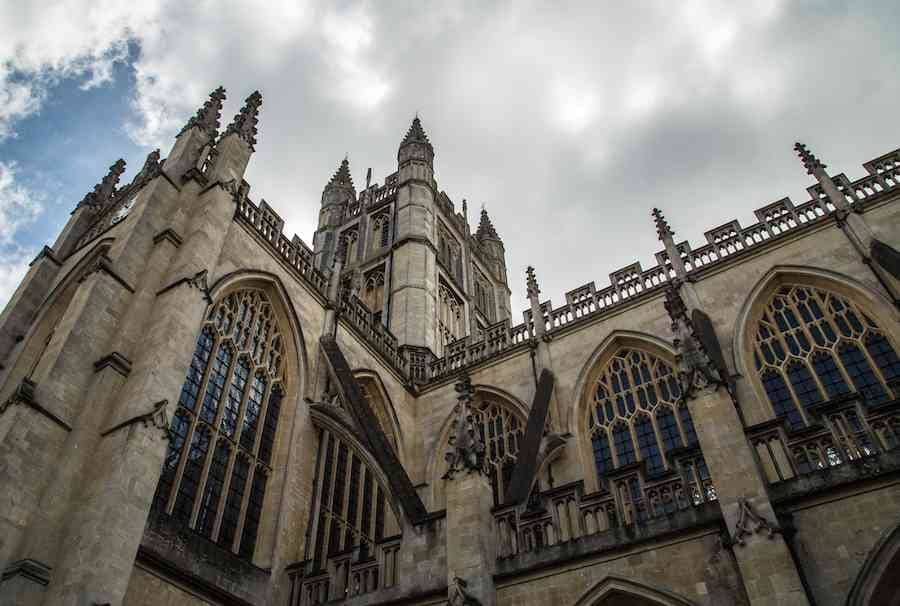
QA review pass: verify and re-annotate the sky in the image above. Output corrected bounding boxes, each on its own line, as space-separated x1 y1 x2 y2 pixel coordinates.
0 0 898 318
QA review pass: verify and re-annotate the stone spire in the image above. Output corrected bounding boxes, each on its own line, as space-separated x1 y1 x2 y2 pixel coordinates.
78 159 126 209
526 266 546 340
652 207 674 240
327 156 354 191
178 86 226 139
443 372 486 479
652 207 688 280
401 115 431 147
794 142 825 176
476 207 499 241
133 149 161 186
223 90 262 150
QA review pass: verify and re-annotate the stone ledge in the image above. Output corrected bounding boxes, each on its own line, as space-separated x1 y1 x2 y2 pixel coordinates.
495 500 723 580
769 449 900 507
141 508 270 605
0 558 52 586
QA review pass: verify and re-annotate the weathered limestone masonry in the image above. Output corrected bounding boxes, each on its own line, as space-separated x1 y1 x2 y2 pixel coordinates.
1 83 900 606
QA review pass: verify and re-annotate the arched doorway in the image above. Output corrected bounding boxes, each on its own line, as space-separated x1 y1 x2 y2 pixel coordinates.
847 523 900 606
573 576 695 606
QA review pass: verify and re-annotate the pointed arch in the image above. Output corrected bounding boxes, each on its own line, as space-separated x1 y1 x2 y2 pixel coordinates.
427 384 529 509
571 331 684 494
846 520 900 606
353 368 405 462
209 269 311 400
0 238 114 399
572 576 695 606
152 270 308 564
733 265 900 426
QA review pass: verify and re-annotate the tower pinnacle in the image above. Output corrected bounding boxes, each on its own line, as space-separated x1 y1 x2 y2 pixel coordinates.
327 156 354 190
651 207 674 241
224 91 262 150
79 159 126 209
178 86 226 139
794 142 825 175
476 207 499 241
401 115 431 147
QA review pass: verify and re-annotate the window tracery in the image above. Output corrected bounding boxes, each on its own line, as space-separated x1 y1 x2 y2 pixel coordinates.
469 396 524 506
361 271 385 322
153 288 286 560
340 229 359 265
371 214 391 251
308 429 400 581
587 348 698 487
753 284 899 430
437 283 465 357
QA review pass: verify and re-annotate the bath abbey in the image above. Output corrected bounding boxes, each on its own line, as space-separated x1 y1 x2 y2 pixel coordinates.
2 86 900 606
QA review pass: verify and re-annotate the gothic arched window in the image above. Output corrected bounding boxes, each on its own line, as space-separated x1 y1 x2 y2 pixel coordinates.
753 284 899 430
587 348 696 488
308 429 401 581
340 229 359 265
371 213 391 251
470 396 524 506
153 288 287 560
437 284 465 357
362 271 385 322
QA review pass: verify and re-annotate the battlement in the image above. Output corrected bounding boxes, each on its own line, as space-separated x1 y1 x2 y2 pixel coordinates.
426 146 900 381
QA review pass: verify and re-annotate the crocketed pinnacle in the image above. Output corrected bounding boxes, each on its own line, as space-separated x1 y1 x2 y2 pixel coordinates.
526 266 540 300
401 115 431 147
476 207 499 241
327 156 354 190
224 90 262 150
79 159 126 209
178 86 226 139
794 142 825 175
651 207 674 241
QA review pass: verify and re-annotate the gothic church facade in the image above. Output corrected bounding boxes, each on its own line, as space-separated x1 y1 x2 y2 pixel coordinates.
1 87 900 606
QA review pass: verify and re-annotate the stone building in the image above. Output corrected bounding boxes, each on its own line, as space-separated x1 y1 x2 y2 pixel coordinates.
1 87 899 606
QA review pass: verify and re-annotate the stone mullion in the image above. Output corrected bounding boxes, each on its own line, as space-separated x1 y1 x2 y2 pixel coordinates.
229 452 253 552
229 359 257 455
167 333 220 514
190 339 241 527
248 378 273 460
320 435 339 562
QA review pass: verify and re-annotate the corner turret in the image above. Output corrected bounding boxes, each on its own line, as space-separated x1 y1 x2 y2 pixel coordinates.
397 116 434 185
313 157 357 271
476 207 508 286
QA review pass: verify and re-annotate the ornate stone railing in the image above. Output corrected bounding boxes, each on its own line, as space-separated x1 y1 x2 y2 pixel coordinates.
286 535 402 606
338 293 408 374
495 449 717 559
749 388 900 484
235 194 329 295
424 147 900 382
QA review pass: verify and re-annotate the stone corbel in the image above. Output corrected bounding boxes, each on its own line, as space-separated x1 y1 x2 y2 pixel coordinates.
78 253 136 293
0 377 71 431
448 576 482 606
730 498 781 546
100 399 170 440
156 269 212 304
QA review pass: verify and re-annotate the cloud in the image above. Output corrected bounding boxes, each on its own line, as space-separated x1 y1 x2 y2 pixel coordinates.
0 161 44 307
2 1 900 318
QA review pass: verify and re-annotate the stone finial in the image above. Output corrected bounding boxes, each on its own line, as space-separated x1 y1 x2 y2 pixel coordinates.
664 286 727 400
79 159 126 209
794 142 825 175
134 149 161 184
443 372 486 479
475 207 499 241
327 156 354 190
401 115 431 147
449 577 482 606
526 266 540 301
652 207 674 241
224 90 262 150
178 86 226 139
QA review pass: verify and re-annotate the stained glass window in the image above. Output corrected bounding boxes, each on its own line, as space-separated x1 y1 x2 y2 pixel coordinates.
153 288 286 560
